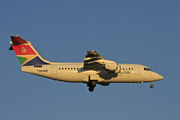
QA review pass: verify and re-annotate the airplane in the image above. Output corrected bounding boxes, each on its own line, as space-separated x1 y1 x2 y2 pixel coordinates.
9 35 164 92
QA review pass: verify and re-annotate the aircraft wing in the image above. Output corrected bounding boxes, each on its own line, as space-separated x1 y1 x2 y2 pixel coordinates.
84 51 104 65
84 51 120 72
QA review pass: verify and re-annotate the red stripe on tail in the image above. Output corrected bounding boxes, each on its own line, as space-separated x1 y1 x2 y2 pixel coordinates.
12 45 36 55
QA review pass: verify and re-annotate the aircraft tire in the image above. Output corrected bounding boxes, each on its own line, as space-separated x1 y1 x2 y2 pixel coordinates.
91 81 97 86
150 84 154 88
89 87 94 92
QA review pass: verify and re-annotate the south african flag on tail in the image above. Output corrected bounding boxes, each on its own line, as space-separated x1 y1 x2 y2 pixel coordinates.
9 35 50 66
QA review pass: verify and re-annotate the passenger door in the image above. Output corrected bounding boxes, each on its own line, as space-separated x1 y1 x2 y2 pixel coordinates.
51 65 57 75
135 66 140 75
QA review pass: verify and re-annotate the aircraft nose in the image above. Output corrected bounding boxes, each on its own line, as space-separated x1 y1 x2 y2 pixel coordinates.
156 74 164 80
159 75 164 80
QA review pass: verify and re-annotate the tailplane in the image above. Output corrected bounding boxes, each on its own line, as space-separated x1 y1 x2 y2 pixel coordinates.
9 35 50 66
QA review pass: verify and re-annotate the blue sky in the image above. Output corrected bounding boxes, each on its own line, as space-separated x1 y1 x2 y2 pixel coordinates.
1 0 180 119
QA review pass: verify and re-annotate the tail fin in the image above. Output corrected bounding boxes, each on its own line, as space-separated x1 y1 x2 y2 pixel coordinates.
9 35 50 66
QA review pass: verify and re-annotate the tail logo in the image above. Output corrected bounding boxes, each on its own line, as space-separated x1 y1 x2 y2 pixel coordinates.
10 36 50 66
21 47 27 53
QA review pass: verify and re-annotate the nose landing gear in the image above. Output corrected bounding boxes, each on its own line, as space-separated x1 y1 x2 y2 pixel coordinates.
150 82 154 88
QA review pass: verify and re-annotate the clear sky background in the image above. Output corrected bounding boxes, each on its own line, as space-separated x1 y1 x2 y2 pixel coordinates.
0 0 180 120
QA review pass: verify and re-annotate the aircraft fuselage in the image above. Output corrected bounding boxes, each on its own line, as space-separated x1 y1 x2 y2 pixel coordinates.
22 63 163 83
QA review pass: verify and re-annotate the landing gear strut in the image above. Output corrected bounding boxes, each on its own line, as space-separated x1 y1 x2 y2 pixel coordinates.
87 75 97 92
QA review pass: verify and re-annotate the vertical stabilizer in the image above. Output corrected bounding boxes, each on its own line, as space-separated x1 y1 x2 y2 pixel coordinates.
9 35 50 66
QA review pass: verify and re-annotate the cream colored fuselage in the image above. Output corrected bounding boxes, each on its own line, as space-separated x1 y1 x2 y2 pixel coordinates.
22 63 163 84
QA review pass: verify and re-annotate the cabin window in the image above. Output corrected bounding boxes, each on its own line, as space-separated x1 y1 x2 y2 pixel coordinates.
132 68 133 70
59 68 61 70
62 68 64 70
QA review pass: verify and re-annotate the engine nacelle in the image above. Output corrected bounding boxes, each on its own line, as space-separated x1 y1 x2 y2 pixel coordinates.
105 61 118 71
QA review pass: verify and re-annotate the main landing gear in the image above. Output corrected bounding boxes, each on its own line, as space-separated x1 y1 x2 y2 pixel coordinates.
87 76 97 92
87 80 97 92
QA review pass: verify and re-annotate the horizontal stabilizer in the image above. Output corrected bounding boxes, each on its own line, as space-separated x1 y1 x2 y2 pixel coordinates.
9 46 13 50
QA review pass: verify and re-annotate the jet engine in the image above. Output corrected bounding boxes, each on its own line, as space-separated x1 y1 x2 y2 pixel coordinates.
101 60 120 73
105 62 118 71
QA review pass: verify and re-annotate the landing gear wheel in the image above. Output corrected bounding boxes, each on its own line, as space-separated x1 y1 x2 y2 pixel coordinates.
150 84 154 88
91 81 97 86
89 87 94 92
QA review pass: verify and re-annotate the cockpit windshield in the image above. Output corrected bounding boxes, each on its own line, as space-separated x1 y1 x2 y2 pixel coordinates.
144 67 152 71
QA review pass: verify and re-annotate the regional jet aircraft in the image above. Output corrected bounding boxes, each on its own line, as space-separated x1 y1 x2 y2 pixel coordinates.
9 36 164 92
